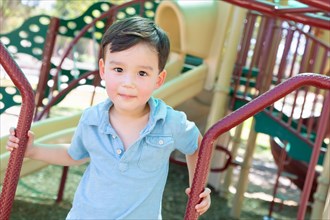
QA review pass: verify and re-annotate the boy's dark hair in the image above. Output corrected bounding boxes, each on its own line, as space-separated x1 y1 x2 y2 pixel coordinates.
101 16 170 72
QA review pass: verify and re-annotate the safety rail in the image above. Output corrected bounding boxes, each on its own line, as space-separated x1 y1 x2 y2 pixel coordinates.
0 44 35 220
184 73 330 220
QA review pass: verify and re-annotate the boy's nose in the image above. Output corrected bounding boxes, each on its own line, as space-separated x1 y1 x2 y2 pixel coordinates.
122 74 135 87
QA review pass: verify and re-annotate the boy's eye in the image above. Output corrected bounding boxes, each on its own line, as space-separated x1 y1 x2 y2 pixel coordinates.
138 71 148 77
114 68 123 72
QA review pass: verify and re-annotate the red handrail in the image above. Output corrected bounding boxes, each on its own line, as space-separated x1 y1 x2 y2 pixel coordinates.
184 73 330 220
0 44 35 219
221 0 330 30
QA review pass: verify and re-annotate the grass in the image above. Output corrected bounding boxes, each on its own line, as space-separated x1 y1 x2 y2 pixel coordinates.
2 160 304 220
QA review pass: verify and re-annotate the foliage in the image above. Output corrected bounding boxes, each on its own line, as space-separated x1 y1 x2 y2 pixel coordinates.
51 0 102 19
0 0 129 34
0 0 37 33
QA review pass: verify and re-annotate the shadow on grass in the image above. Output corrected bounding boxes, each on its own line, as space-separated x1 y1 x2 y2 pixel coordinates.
163 163 267 220
163 163 301 220
11 199 70 220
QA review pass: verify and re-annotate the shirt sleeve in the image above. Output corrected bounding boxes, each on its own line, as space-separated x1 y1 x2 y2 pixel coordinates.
67 112 90 160
171 110 200 155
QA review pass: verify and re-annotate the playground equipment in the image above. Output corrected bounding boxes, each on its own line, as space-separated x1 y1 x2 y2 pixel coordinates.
1 0 330 219
1 0 229 218
185 73 330 220
193 4 330 219
221 3 330 218
0 0 236 183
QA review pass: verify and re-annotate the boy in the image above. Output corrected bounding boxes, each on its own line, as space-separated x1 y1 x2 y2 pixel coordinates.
6 16 211 219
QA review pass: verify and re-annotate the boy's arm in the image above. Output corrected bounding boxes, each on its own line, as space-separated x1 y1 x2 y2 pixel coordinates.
186 134 203 185
28 142 88 166
7 129 88 166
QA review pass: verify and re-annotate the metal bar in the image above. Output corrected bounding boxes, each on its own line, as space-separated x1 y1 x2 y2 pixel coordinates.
254 15 267 69
297 92 330 219
277 29 294 83
306 89 319 138
298 29 311 73
34 17 60 117
221 0 330 30
297 0 330 12
184 73 330 220
240 12 257 66
275 6 321 14
257 18 276 94
267 141 288 219
35 70 98 120
55 166 69 203
0 43 35 220
297 87 309 132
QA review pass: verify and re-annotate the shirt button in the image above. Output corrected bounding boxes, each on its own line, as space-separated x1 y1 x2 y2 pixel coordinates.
116 149 122 155
112 135 116 139
158 140 164 145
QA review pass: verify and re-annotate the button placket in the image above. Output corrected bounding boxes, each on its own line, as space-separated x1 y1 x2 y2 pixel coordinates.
116 148 122 155
109 132 124 159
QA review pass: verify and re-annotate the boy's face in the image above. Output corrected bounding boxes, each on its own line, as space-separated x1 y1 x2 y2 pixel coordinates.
99 42 166 115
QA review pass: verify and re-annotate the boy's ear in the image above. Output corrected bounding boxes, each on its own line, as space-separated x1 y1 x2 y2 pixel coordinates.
156 70 167 88
99 58 105 80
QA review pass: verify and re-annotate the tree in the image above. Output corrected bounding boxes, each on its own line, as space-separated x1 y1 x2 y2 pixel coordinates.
0 0 36 33
0 0 129 34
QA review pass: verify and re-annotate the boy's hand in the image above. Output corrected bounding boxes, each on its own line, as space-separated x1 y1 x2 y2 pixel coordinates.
6 128 35 157
185 187 211 215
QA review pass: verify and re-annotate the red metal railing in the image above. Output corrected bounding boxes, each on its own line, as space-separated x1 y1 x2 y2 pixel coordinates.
184 73 330 220
221 0 330 30
0 43 35 219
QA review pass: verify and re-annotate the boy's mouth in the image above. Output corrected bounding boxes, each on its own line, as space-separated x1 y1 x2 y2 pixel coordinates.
118 93 136 99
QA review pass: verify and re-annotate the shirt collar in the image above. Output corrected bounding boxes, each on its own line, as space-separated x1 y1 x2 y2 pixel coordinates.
86 97 167 134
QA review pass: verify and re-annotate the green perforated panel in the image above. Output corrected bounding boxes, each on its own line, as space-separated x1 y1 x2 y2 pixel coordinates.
0 86 21 114
0 15 51 60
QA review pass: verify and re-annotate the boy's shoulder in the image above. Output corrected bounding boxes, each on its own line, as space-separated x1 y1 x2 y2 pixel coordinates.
153 98 191 127
154 98 199 139
152 98 184 119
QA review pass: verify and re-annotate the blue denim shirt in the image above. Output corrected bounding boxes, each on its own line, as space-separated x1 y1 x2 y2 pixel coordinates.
66 97 199 219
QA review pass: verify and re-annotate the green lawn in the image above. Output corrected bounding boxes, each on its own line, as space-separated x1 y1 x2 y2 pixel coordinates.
3 161 303 220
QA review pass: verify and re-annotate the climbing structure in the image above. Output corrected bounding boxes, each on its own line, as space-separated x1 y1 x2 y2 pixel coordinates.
213 1 330 219
1 1 329 220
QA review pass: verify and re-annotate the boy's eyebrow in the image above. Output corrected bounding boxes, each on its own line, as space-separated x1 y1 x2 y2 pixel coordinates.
108 61 155 71
108 61 124 66
138 65 154 71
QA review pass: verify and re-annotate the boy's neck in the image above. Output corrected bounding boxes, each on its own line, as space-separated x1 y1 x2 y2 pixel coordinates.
109 104 151 150
110 104 150 120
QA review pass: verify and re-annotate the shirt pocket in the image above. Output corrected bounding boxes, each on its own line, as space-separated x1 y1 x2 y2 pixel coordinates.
138 135 174 172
